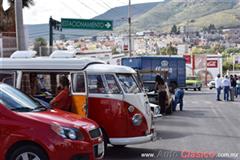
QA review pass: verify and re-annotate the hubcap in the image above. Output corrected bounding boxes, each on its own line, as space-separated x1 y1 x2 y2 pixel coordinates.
16 152 40 160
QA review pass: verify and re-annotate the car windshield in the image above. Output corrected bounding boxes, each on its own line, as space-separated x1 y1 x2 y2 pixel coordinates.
187 77 197 80
116 74 141 94
0 83 46 112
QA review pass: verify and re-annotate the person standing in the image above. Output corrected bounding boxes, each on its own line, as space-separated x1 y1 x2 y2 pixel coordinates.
236 76 240 98
222 75 231 101
173 88 184 111
155 75 167 115
215 74 222 101
230 75 237 99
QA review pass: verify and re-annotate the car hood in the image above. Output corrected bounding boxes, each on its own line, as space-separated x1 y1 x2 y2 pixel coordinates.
20 109 97 131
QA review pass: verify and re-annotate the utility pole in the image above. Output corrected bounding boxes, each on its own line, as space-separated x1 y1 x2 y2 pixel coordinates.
15 0 26 50
128 0 132 57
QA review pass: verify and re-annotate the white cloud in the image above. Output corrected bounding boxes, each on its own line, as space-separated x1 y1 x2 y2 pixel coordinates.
21 0 162 24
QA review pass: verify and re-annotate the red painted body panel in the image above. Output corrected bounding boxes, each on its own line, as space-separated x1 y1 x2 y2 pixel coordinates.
88 97 148 139
0 104 103 160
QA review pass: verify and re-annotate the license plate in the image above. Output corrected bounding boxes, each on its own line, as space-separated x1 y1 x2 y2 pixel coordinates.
98 142 104 155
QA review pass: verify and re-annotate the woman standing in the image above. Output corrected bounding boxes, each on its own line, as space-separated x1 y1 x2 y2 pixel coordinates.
236 76 240 98
155 75 167 115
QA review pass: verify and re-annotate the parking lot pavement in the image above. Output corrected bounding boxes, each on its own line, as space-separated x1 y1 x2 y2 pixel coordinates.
105 88 240 160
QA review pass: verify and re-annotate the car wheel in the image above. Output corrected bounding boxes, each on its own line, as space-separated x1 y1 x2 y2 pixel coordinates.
9 145 48 160
198 87 201 91
185 88 188 91
194 88 197 91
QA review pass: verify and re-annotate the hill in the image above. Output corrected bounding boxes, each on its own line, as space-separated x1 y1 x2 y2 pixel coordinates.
116 0 240 32
25 2 159 42
25 0 240 42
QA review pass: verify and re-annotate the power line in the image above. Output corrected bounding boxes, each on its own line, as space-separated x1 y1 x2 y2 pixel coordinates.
92 0 109 10
59 0 83 18
101 0 126 18
76 1 99 15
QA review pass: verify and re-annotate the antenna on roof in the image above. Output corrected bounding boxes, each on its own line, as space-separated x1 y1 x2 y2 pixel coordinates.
10 51 37 58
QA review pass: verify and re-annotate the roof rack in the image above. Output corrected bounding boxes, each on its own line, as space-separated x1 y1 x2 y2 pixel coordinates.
10 51 37 58
49 50 76 58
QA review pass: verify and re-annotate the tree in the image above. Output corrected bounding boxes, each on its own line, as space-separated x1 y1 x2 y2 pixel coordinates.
160 43 177 55
171 25 178 34
0 0 34 32
33 37 47 55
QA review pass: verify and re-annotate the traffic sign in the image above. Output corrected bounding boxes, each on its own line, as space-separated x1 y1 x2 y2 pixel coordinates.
61 18 113 31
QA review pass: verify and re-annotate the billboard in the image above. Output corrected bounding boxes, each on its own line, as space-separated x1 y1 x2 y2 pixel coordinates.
207 60 218 68
184 55 191 64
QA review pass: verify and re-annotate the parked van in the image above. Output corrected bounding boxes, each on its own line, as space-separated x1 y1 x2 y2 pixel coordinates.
0 51 155 148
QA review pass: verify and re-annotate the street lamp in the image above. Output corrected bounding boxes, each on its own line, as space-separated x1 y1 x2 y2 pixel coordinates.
128 0 132 57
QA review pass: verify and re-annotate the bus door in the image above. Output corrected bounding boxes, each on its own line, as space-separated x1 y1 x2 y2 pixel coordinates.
71 72 88 117
87 74 127 138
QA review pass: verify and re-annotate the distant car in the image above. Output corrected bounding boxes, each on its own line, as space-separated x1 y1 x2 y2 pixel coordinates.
185 76 202 91
207 80 215 89
0 83 104 160
143 81 173 115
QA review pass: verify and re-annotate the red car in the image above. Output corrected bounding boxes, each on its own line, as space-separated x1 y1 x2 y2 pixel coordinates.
0 83 104 160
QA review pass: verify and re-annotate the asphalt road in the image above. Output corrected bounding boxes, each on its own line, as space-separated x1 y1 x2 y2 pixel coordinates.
105 88 240 160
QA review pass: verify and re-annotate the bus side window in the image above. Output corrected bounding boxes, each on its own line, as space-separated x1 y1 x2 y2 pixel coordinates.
72 74 85 93
88 75 107 94
0 73 15 86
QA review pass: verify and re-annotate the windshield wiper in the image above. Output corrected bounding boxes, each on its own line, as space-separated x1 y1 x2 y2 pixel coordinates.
33 105 48 112
11 107 33 112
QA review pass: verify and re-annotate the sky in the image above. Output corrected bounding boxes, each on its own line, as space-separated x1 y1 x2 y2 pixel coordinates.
3 0 162 24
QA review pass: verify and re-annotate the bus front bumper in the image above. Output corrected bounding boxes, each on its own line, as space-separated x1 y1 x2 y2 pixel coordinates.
109 129 156 145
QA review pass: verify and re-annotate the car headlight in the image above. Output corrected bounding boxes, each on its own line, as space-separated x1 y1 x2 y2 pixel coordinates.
51 124 83 140
132 114 143 126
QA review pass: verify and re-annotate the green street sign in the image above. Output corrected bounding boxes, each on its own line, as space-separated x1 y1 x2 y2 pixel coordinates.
61 18 113 31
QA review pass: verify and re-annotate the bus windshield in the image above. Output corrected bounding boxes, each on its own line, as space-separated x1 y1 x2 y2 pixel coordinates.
116 74 141 94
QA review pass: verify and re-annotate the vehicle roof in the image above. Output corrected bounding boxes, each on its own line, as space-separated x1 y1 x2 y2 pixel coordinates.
122 55 185 60
86 64 136 74
0 57 104 70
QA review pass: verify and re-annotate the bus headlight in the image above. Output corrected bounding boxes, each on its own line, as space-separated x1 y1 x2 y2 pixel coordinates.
132 114 143 126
